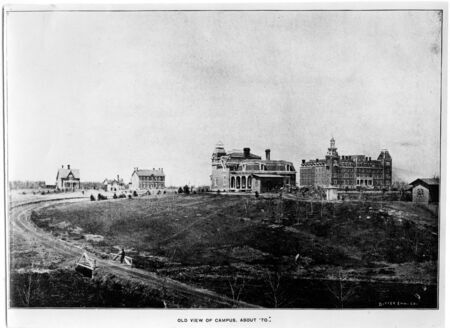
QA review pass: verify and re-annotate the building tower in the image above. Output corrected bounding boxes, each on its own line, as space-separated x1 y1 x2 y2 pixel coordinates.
211 141 228 191
325 137 339 186
327 137 339 157
377 149 392 188
212 141 226 161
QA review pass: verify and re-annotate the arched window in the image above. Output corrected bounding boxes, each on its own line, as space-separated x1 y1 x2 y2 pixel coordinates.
247 176 252 188
236 176 241 189
242 176 246 189
231 176 235 188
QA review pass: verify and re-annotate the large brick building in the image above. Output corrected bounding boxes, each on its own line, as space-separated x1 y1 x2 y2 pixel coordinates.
131 167 165 190
210 142 296 193
299 138 392 189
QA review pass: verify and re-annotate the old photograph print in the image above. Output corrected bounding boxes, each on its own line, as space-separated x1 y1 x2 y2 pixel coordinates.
5 8 443 309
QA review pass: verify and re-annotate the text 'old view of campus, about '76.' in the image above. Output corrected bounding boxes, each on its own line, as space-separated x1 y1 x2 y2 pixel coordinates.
5 8 443 311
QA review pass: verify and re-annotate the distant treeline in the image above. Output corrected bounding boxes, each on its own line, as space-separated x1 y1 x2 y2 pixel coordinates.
80 182 104 190
9 180 105 190
9 181 46 190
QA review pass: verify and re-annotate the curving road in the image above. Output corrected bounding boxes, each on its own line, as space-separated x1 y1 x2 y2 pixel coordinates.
9 197 259 308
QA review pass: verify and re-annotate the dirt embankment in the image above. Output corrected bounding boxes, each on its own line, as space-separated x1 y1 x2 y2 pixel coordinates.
9 197 258 308
20 194 439 308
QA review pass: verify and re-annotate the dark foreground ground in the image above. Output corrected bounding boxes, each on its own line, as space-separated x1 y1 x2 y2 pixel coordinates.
12 193 438 308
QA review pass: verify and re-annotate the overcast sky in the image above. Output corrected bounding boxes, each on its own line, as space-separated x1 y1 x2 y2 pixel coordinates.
6 10 442 186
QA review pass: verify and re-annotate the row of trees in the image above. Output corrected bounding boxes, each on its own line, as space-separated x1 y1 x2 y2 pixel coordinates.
9 181 46 190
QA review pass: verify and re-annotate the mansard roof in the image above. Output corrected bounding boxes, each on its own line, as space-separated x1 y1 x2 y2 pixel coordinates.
227 151 261 160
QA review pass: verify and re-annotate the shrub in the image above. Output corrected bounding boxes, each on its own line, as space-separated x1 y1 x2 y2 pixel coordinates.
133 191 138 197
90 195 96 201
183 185 190 194
113 193 118 199
97 194 107 201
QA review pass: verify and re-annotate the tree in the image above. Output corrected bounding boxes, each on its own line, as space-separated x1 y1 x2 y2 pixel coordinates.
325 269 357 308
263 270 287 308
228 274 246 307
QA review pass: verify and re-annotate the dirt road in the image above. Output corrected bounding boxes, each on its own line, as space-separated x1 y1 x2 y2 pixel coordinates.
9 196 259 308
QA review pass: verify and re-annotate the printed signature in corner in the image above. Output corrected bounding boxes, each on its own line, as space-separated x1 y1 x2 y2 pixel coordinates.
378 301 418 307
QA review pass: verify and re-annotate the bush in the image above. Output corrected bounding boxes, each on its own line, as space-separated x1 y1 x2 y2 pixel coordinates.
113 193 118 199
178 187 183 194
97 194 107 201
182 185 190 194
133 191 138 197
90 195 96 201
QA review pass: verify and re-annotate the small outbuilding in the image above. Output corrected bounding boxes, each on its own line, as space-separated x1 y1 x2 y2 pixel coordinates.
410 178 439 204
324 186 339 201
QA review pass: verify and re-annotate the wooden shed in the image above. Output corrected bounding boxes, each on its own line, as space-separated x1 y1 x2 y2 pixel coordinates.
410 178 439 204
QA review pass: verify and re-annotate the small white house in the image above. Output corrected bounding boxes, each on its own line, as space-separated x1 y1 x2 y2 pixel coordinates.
103 175 126 192
56 164 80 191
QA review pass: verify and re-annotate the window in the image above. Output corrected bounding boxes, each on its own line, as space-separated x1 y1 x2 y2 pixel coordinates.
248 176 252 188
242 176 246 189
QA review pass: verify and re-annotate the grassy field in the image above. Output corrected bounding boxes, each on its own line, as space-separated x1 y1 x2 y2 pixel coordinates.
31 193 438 307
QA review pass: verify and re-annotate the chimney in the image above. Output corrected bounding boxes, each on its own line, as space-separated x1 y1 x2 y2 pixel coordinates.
316 158 319 162
134 167 138 173
117 174 119 181
265 149 271 160
67 164 71 170
153 167 155 170
243 147 250 158
302 159 306 164
61 165 64 168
